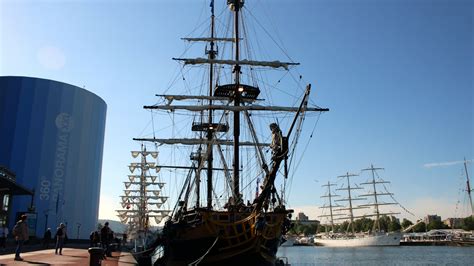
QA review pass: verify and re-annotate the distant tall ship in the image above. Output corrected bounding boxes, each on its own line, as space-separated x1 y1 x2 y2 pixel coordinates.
116 145 171 249
315 165 402 247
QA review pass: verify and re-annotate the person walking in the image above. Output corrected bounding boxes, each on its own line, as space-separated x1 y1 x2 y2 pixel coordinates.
54 223 66 255
43 228 52 248
0 223 8 250
100 222 111 256
90 230 100 247
13 215 28 261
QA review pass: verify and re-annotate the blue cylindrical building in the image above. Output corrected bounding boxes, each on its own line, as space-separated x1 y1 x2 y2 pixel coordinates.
0 76 106 239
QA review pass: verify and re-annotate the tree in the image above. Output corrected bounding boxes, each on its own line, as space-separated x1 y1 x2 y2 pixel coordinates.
412 222 426 232
389 219 402 232
338 221 350 233
462 216 474 231
317 224 327 233
377 215 391 232
289 223 305 235
401 218 413 230
353 217 373 232
289 223 318 235
427 220 449 231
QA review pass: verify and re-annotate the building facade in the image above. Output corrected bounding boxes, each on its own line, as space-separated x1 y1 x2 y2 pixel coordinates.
0 76 106 239
296 212 309 221
424 214 442 224
443 218 463 229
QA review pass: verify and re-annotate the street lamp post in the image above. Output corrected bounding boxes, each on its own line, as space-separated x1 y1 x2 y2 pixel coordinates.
76 223 81 239
44 209 49 232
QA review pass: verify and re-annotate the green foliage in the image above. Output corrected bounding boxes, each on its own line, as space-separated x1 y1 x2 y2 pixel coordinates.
462 216 474 231
401 218 413 229
377 216 391 232
337 221 350 233
427 220 449 230
412 222 427 232
289 223 318 235
318 224 327 233
318 216 403 234
389 219 402 232
353 217 373 232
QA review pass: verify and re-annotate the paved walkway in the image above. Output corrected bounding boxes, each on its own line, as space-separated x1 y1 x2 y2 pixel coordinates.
0 248 137 265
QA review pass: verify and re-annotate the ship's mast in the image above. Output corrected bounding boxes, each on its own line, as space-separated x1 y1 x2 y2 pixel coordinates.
464 158 474 217
139 145 148 231
206 0 216 209
359 164 399 232
140 0 328 211
231 0 243 200
335 173 362 234
362 164 384 231
320 182 342 232
118 146 170 245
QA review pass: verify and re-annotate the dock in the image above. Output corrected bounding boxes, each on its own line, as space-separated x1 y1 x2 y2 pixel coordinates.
0 248 137 265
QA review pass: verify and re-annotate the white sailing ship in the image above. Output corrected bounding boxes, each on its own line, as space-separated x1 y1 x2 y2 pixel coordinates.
315 165 401 247
116 145 171 249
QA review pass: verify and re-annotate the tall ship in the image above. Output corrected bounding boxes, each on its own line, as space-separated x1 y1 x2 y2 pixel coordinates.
131 0 328 265
116 145 171 249
315 165 402 247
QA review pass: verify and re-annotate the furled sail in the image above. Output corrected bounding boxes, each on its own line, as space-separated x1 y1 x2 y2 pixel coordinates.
144 104 328 112
133 137 270 147
172 57 299 70
181 37 236 42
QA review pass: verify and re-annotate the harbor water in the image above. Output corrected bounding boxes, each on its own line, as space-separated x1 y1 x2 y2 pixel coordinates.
277 246 474 265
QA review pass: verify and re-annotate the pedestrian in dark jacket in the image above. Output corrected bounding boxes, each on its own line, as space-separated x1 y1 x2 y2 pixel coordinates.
101 222 111 256
90 230 100 247
55 223 66 255
13 215 28 261
43 228 52 248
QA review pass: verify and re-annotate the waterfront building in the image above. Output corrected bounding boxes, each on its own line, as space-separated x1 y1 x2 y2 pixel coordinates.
402 229 473 243
424 214 442 224
0 76 106 239
293 212 320 226
0 166 34 230
296 212 309 221
443 218 464 229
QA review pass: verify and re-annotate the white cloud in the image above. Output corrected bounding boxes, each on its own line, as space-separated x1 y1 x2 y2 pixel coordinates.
37 45 66 70
423 159 472 169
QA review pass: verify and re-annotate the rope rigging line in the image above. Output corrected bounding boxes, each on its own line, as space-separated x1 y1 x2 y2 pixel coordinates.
285 108 321 203
244 6 296 63
188 236 220 266
374 171 416 217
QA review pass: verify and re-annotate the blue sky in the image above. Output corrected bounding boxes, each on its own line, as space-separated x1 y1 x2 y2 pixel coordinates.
1 0 472 223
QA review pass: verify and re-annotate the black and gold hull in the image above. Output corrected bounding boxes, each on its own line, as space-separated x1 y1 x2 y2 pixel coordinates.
153 208 290 266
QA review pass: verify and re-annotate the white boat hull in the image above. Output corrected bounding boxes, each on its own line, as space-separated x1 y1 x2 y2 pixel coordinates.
280 236 296 247
314 232 402 247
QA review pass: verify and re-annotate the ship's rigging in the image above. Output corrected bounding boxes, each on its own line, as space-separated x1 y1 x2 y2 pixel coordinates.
127 1 329 265
135 0 328 213
319 165 401 234
116 145 171 243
